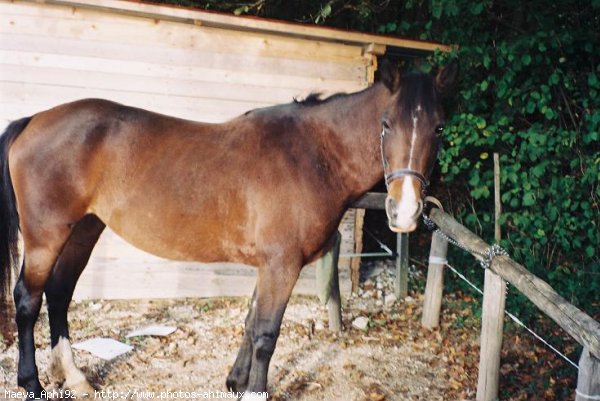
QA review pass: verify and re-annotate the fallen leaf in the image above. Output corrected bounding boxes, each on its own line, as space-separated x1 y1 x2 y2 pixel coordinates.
369 392 386 401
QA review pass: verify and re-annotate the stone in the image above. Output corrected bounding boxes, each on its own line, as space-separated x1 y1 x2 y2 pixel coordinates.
352 316 369 331
385 294 398 305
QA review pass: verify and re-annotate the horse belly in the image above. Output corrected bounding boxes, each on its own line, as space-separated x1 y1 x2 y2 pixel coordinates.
89 198 260 266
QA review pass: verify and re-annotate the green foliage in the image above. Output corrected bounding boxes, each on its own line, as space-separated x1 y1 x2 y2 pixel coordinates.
424 1 600 320
149 0 599 319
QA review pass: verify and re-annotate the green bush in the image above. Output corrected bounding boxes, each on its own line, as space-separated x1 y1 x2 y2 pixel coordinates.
149 0 599 319
422 1 599 319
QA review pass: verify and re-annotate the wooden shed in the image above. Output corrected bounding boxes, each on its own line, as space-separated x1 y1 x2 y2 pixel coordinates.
0 0 449 300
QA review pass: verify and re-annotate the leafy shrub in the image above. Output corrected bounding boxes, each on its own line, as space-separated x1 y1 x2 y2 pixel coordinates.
422 1 599 319
150 0 599 319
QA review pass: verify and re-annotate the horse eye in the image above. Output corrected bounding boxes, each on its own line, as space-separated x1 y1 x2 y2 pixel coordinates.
382 120 391 131
435 126 444 136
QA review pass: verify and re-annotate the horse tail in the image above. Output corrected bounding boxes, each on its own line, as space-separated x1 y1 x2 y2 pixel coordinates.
0 116 31 342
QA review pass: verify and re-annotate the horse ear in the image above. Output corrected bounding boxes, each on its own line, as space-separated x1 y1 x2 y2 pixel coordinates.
378 59 401 92
435 58 459 96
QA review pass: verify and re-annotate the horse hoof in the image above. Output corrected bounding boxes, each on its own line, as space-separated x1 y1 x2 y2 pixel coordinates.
226 377 248 393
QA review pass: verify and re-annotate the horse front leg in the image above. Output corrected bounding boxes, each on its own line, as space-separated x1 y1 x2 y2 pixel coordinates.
227 287 256 392
240 258 301 401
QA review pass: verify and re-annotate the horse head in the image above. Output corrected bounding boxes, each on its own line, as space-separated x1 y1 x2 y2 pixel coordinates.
379 59 458 232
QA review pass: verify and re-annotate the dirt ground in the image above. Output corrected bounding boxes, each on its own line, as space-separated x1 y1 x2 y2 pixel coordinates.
0 261 578 401
0 263 468 401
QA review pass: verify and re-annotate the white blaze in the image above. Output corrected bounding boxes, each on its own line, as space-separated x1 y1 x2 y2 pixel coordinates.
408 105 421 169
393 175 420 231
392 105 422 231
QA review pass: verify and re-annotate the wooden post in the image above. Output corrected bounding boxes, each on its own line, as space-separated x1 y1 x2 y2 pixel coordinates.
395 233 409 298
327 232 343 332
350 259 360 294
315 232 342 331
576 348 600 401
477 153 507 401
421 231 448 329
493 153 502 244
350 209 365 294
476 269 506 401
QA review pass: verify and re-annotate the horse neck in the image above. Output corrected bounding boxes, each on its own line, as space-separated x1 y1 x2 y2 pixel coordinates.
310 83 393 201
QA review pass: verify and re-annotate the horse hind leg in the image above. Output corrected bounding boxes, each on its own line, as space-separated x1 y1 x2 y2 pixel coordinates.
45 215 105 396
14 223 73 399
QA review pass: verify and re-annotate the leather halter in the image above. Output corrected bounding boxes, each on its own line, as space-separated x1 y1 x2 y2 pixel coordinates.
385 168 429 189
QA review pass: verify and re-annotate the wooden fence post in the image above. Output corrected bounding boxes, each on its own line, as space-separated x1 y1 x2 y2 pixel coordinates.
576 348 600 401
315 232 342 332
350 209 365 294
421 231 448 329
476 153 507 401
327 233 343 332
395 233 409 298
476 268 506 401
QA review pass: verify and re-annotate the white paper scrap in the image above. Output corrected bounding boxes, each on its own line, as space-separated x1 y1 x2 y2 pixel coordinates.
72 338 133 360
126 325 177 338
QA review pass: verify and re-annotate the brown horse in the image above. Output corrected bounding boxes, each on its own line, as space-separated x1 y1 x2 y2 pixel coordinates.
0 60 457 400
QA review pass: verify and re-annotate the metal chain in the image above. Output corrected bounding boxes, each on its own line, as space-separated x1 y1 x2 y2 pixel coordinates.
481 244 509 269
422 211 508 270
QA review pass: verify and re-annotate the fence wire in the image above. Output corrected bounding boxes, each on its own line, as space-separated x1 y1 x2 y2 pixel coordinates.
443 262 580 370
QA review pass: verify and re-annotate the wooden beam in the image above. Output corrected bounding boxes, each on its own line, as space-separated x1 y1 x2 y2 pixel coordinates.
1 5 367 64
429 208 600 360
9 0 452 53
363 43 387 56
351 192 386 210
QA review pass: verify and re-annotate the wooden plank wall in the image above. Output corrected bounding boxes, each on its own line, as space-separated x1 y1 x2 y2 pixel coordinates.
0 0 369 299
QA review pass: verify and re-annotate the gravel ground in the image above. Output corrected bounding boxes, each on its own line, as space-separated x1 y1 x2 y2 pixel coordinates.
1 263 461 401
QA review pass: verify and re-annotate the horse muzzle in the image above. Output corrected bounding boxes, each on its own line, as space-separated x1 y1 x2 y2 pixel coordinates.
385 195 423 233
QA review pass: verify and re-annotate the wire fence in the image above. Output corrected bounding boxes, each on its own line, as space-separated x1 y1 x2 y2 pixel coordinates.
443 261 579 370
